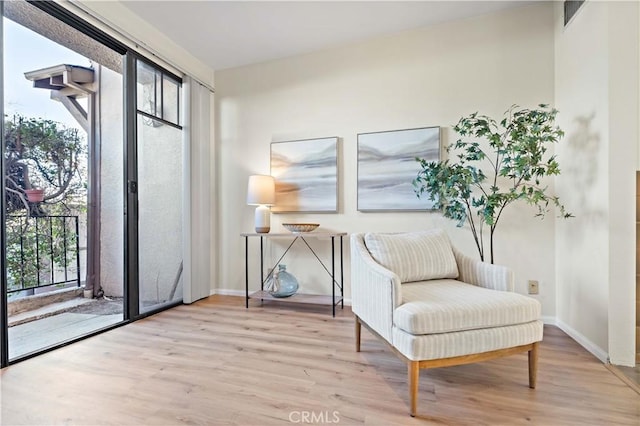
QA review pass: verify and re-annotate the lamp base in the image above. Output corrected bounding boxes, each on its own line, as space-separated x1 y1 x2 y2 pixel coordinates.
254 205 271 233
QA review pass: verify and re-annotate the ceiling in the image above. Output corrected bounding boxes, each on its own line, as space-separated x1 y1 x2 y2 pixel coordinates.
121 1 533 71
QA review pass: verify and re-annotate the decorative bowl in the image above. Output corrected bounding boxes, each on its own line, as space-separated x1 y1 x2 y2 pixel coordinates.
282 223 319 233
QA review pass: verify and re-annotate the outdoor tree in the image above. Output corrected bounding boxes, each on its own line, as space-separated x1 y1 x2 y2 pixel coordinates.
4 114 87 293
414 104 572 264
4 114 86 215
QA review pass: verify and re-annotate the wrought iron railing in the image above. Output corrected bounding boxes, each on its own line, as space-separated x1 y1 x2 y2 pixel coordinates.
6 215 80 294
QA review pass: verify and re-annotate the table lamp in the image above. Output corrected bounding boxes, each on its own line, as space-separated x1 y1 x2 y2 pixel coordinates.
247 174 276 233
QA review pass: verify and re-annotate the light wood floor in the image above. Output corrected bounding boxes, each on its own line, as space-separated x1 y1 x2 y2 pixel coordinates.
1 295 638 425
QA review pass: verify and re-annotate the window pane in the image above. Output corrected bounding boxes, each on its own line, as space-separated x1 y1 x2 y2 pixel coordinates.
155 72 162 118
162 75 179 125
136 114 183 312
136 60 158 115
4 0 125 361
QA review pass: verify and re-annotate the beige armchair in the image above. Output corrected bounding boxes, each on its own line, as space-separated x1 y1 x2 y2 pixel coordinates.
351 230 542 417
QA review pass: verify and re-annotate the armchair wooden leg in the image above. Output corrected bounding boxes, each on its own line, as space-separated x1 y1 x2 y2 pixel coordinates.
408 361 419 417
355 316 361 352
528 341 539 389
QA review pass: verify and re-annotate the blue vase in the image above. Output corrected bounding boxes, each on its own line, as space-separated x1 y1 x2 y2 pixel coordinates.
270 264 299 298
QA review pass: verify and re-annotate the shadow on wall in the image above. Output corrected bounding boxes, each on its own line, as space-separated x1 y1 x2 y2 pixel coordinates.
563 112 605 240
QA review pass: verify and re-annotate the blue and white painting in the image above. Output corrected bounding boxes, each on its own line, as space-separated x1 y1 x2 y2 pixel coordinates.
358 127 440 211
271 137 338 212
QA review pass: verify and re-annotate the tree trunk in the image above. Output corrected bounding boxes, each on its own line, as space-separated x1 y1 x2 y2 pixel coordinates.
490 227 495 264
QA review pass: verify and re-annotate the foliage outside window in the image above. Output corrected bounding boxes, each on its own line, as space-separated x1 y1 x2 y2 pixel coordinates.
5 216 79 293
4 114 86 294
5 114 86 214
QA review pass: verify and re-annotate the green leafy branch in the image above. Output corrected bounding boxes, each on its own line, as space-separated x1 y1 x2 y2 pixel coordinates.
414 104 572 264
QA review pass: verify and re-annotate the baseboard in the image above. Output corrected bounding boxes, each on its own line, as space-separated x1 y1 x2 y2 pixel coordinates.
556 319 609 363
210 289 244 297
541 316 556 325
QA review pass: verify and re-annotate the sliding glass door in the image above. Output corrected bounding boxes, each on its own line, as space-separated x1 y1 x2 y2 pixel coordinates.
134 59 184 314
1 0 126 361
0 1 185 366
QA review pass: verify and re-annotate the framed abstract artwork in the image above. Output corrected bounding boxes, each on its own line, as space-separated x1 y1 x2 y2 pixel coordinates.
357 126 440 211
270 137 338 213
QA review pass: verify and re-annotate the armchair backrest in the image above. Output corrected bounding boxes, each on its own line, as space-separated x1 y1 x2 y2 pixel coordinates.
363 229 459 283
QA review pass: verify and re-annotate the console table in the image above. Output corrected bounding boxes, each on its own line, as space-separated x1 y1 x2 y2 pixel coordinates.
241 232 346 317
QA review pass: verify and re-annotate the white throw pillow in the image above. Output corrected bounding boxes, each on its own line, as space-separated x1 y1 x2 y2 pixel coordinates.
364 230 459 283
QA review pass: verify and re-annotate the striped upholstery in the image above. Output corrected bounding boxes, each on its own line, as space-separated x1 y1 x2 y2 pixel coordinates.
364 230 458 283
350 230 543 363
350 234 402 344
394 280 541 335
351 231 542 410
392 320 543 361
454 247 513 291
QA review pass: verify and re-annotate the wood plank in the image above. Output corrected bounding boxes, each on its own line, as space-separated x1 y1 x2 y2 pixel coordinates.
249 290 342 306
1 295 638 425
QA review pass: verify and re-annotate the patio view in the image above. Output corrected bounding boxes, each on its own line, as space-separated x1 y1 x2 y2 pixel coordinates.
3 7 124 359
3 0 186 362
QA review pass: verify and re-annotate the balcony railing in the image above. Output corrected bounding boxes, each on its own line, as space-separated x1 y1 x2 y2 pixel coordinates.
6 215 80 294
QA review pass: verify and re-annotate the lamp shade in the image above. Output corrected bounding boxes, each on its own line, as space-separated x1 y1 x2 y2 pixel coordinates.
247 175 275 206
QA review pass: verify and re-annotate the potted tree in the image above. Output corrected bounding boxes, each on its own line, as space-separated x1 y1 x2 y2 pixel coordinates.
414 104 572 264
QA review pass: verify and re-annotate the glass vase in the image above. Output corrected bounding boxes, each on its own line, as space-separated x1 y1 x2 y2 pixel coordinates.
269 264 299 298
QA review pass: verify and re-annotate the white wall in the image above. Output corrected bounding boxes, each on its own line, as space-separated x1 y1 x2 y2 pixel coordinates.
554 1 639 366
68 0 214 89
215 3 559 314
608 1 639 368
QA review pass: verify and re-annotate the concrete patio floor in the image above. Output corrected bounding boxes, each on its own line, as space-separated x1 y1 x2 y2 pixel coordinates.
7 297 123 360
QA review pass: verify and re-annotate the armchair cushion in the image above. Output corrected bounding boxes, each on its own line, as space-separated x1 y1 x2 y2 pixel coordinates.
364 230 458 283
393 320 543 361
394 280 541 335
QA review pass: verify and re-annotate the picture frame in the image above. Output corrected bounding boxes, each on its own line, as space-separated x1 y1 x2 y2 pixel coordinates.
270 137 338 213
357 126 440 212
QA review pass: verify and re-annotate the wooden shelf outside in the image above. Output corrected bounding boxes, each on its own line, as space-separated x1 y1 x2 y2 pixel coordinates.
249 291 342 306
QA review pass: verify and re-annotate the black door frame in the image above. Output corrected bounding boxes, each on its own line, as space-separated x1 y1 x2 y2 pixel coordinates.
1 0 9 367
124 52 138 321
125 53 184 321
0 1 184 367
